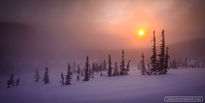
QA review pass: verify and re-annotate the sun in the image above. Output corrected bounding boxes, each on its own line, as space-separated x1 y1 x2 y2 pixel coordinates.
138 29 145 37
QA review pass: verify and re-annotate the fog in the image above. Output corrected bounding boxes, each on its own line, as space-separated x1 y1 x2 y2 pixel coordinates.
0 0 205 74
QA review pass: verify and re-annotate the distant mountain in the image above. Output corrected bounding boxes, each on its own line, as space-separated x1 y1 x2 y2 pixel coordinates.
169 38 205 62
0 22 53 75
0 22 88 75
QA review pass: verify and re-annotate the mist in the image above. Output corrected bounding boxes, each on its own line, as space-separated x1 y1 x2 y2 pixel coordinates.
0 0 205 74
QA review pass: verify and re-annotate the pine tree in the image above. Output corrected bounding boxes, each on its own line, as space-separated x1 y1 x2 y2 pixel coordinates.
185 57 188 68
92 63 95 72
84 56 89 81
43 67 49 84
60 72 64 85
7 74 14 88
140 53 146 75
164 47 170 74
125 60 131 75
95 63 99 74
150 30 157 74
120 50 126 75
88 65 92 78
99 62 102 76
77 64 80 81
35 68 40 82
147 63 151 75
100 63 103 76
65 64 72 85
103 60 107 71
113 62 119 76
107 55 112 76
158 29 166 74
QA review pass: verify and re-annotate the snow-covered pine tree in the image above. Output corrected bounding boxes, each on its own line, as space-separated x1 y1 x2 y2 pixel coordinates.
99 63 101 72
60 72 64 85
120 50 126 75
140 53 147 75
65 64 72 85
150 30 157 75
96 63 99 74
113 62 119 76
185 57 188 68
158 29 166 74
100 63 103 76
92 63 95 72
107 55 112 76
103 60 107 71
35 68 40 82
125 60 131 75
99 62 102 77
88 65 92 78
77 64 80 81
164 47 170 74
147 63 151 74
84 56 89 81
43 67 49 84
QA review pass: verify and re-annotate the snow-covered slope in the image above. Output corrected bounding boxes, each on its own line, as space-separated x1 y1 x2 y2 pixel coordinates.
0 68 205 103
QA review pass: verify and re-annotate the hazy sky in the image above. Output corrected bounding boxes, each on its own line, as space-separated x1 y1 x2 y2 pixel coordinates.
1 0 205 49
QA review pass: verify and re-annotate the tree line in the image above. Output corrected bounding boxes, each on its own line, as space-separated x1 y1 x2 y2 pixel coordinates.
139 30 170 75
3 29 204 87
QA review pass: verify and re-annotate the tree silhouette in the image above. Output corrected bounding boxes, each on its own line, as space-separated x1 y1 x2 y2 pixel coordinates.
103 60 107 71
164 47 170 74
158 29 166 74
107 55 112 76
185 58 188 68
150 30 157 75
99 62 102 77
147 62 151 74
113 62 119 76
125 60 131 75
120 50 126 75
77 64 80 81
140 53 146 75
43 67 49 84
100 63 103 76
88 65 92 78
60 72 64 85
84 56 89 81
65 64 72 85
7 74 14 88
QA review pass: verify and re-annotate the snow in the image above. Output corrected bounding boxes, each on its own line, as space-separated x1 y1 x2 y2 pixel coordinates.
0 68 205 103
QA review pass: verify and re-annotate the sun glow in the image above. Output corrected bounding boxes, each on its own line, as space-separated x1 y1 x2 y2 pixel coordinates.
138 29 145 37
